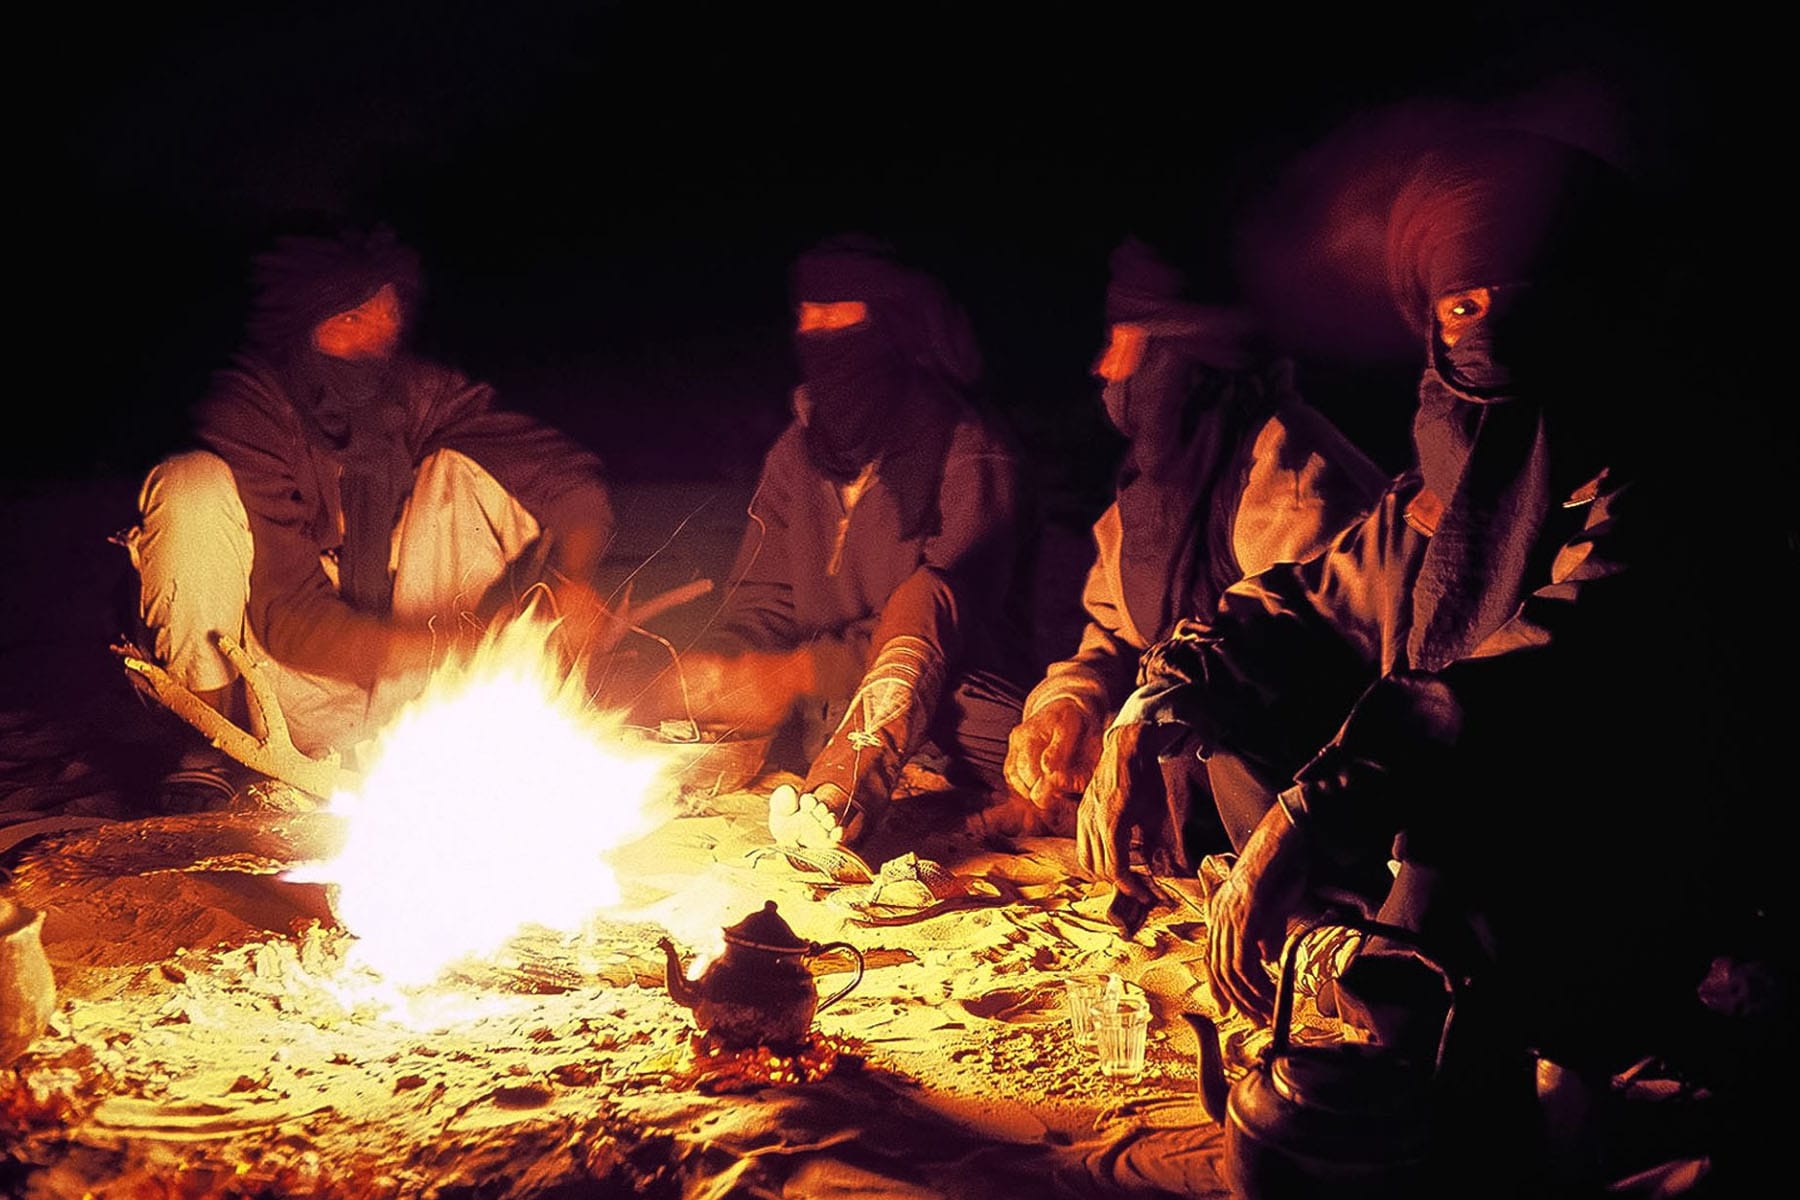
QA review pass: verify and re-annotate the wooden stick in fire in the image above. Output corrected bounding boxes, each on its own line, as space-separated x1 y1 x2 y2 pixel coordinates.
616 577 713 629
110 580 715 803
113 633 360 801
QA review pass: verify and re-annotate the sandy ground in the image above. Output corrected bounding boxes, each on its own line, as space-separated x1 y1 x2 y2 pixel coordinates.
8 470 1239 1200
0 471 1776 1199
1 768 1250 1200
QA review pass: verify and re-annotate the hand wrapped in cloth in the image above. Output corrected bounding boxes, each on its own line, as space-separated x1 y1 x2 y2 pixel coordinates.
774 635 945 850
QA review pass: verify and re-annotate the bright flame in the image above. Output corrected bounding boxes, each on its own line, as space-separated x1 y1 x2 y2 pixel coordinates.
291 607 677 988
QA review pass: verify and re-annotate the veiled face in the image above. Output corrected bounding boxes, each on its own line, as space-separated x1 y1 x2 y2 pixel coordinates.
1093 322 1148 382
312 283 402 360
796 300 869 334
1433 286 1492 349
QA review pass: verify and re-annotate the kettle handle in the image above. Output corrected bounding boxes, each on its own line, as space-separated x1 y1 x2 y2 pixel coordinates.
810 941 865 1014
1272 916 1459 1075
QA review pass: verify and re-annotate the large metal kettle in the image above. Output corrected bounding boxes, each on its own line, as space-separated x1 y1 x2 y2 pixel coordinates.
659 900 864 1051
1185 918 1458 1200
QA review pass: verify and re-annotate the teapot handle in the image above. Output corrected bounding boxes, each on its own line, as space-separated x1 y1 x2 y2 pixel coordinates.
1273 916 1459 1075
810 941 865 1014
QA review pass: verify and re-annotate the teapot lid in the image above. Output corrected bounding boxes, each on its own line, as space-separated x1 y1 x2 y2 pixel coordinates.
722 901 810 954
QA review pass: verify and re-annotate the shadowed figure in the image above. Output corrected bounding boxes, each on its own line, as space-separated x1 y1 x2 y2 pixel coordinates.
123 224 621 809
1078 127 1743 1193
1004 236 1387 849
646 234 1036 854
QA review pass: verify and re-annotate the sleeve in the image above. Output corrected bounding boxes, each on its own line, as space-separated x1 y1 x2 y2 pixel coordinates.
707 429 808 653
1115 492 1402 789
1023 503 1142 725
1288 477 1649 866
416 365 615 555
195 371 398 686
872 415 1025 657
1232 404 1390 579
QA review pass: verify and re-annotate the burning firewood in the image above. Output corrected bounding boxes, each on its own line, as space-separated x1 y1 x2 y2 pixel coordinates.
108 578 718 807
673 1029 865 1093
112 633 358 802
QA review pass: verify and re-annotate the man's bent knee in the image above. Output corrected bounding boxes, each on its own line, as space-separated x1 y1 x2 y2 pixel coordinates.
138 451 243 524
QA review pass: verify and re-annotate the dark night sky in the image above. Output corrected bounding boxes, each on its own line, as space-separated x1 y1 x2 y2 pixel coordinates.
29 1 1770 500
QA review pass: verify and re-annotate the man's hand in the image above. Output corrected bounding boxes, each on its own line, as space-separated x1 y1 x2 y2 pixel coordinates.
1075 721 1165 906
1004 698 1103 812
547 576 631 665
377 620 470 682
1206 798 1311 1022
660 647 814 733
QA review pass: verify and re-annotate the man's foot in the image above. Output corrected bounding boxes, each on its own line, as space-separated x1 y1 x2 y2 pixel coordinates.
768 781 869 849
155 748 251 814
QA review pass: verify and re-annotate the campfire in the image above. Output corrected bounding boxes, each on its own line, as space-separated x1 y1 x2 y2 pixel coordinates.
156 595 879 1074
285 606 681 996
3 593 1213 1200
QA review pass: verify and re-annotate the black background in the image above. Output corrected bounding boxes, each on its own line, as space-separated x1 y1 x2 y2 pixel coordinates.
29 0 1771 506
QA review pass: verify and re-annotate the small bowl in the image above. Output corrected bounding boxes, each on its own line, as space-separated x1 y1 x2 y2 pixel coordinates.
650 723 774 804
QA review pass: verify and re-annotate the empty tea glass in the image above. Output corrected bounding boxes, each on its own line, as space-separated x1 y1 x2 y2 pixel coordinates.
1094 994 1151 1080
1064 972 1116 1049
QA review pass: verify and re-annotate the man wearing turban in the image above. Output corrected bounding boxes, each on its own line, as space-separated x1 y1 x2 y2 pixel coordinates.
1004 237 1386 849
670 234 1033 853
1077 130 1730 1183
124 225 618 807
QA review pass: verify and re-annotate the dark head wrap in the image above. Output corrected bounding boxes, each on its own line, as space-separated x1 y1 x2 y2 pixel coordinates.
244 224 425 614
788 234 978 479
1386 130 1650 669
244 225 423 358
1101 237 1288 639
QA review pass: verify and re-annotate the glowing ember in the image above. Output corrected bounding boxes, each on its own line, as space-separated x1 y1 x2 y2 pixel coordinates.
290 608 677 988
674 1031 863 1094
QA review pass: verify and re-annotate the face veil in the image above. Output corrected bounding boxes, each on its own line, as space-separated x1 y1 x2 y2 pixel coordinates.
246 226 424 614
1386 130 1648 669
788 234 980 481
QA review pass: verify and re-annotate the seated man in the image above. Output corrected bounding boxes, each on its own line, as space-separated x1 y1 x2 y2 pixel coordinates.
1077 130 1732 1168
667 234 1034 852
124 225 619 808
1004 237 1387 845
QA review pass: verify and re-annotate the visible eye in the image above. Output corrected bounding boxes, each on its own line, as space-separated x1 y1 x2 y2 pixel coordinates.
1437 288 1490 321
1434 287 1492 348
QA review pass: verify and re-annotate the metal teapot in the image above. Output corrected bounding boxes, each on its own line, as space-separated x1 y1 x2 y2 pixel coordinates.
658 900 864 1051
1185 918 1457 1200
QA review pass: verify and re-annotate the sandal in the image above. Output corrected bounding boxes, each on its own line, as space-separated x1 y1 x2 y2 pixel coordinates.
748 843 877 886
840 856 1024 927
155 764 243 814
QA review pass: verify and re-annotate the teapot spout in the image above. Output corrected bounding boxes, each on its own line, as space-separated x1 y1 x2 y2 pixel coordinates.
1183 1012 1230 1124
657 937 698 1011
